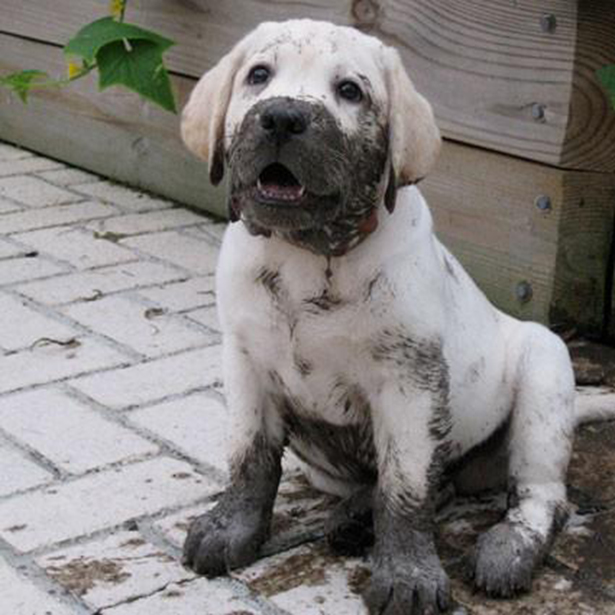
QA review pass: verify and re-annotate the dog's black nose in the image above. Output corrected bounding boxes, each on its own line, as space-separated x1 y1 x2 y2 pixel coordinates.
260 100 309 141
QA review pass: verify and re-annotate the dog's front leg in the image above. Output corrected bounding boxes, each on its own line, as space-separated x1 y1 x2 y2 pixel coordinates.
364 383 451 615
183 338 283 576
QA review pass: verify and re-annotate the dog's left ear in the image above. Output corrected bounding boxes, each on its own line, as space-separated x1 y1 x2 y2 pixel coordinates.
383 48 441 188
181 41 247 186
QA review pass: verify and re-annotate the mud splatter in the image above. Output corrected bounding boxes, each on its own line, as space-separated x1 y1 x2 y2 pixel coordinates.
120 537 146 549
5 524 27 533
46 557 130 595
248 544 340 596
348 565 371 594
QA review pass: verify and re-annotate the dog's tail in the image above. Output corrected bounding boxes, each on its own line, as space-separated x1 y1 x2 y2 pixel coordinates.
575 387 615 425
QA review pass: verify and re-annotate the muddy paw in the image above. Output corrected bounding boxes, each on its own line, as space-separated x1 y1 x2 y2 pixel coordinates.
183 495 270 577
325 486 374 556
473 521 542 598
364 557 451 614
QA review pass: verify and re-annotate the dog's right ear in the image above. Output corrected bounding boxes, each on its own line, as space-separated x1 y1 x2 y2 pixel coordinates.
181 43 246 186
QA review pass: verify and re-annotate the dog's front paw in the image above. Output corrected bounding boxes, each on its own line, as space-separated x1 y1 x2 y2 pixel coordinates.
473 521 541 598
364 557 451 615
183 496 270 576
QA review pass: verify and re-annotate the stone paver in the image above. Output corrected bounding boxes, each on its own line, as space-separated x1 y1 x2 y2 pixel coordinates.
0 294 76 352
186 304 220 332
64 295 214 358
16 261 187 306
36 167 98 186
1 139 614 615
0 142 30 159
129 393 228 471
0 155 63 177
88 208 204 237
0 389 157 474
0 457 218 552
72 345 222 409
37 530 194 610
0 556 76 615
0 196 24 213
74 182 171 212
0 238 33 259
0 175 81 207
100 579 259 615
123 230 219 274
0 442 52 496
135 276 215 312
1 201 117 235
236 543 369 615
15 226 136 270
0 336 127 395
0 254 66 286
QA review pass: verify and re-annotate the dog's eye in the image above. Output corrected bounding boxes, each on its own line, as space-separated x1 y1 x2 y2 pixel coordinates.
337 80 363 103
247 65 271 86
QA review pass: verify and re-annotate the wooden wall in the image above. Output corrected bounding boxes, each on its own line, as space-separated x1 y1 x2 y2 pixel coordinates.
1 0 615 336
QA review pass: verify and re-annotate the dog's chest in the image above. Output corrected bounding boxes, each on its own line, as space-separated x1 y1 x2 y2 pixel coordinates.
250 264 376 396
243 264 381 479
286 294 361 385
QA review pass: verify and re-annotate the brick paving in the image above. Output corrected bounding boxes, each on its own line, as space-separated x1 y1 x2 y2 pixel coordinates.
0 140 614 614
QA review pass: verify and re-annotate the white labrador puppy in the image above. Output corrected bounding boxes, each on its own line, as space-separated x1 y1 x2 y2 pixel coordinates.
180 19 611 614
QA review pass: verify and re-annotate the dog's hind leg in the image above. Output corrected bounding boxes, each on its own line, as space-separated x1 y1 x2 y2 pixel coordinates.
473 323 576 597
325 485 375 555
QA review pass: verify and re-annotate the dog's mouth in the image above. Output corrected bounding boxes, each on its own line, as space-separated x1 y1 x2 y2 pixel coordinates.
231 158 342 233
256 163 306 204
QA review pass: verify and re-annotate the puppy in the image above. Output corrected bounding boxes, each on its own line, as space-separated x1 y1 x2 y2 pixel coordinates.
180 19 607 614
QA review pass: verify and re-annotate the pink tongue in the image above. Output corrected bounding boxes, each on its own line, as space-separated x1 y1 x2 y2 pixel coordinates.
259 183 304 201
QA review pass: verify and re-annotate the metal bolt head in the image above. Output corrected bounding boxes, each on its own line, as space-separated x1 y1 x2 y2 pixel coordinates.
531 103 546 122
352 0 380 27
516 281 533 303
540 14 557 33
535 195 552 212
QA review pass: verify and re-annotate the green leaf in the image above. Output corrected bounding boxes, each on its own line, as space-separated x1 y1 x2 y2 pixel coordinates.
0 70 49 102
64 16 174 64
96 38 177 112
597 65 615 110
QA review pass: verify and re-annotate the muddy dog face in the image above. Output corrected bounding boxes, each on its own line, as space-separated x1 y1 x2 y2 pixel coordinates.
182 20 440 255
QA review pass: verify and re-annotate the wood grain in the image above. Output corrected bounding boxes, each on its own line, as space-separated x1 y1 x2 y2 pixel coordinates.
2 0 615 170
553 173 615 335
562 1 615 171
423 141 615 333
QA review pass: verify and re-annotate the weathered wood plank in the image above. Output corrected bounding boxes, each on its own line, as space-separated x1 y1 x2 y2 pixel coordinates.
2 0 615 171
423 142 615 332
1 33 613 334
552 173 615 335
562 1 615 171
0 32 226 217
608 249 615 341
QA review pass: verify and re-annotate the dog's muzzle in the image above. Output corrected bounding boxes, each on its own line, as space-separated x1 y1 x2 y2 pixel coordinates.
227 97 348 230
254 99 310 204
226 95 389 255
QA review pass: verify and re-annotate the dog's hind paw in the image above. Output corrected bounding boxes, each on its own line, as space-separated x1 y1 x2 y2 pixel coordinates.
472 521 542 598
325 486 374 556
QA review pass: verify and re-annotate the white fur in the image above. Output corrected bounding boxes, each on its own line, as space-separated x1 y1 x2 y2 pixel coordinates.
217 189 575 514
183 19 615 544
576 386 615 423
